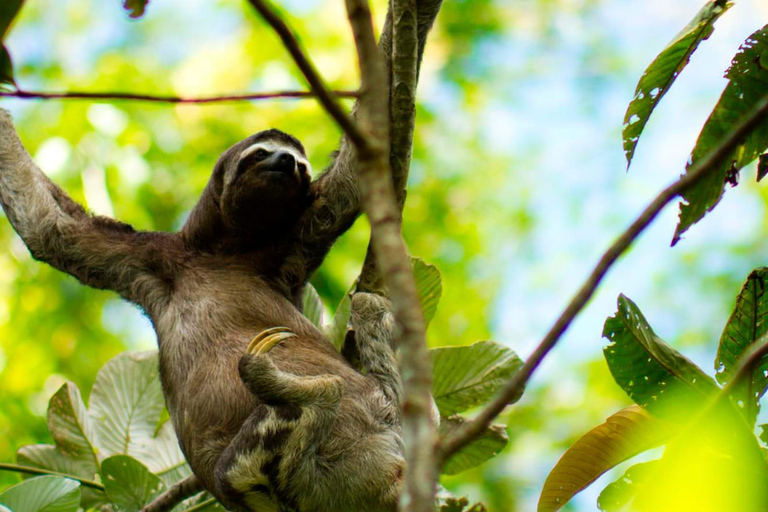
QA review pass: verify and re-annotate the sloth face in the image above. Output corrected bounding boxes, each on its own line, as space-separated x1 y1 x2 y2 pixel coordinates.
220 134 313 233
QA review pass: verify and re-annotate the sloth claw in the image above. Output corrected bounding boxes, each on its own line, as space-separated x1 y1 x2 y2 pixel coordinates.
247 327 297 356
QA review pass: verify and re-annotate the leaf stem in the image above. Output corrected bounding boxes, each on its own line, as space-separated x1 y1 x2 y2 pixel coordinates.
437 92 768 465
0 463 105 491
184 497 217 512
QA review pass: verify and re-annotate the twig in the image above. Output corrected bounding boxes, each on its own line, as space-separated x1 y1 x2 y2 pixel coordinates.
140 475 202 512
437 92 768 464
0 88 358 104
245 0 369 148
0 463 105 491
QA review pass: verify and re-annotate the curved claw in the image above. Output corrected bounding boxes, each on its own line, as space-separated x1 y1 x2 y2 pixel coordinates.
247 327 297 355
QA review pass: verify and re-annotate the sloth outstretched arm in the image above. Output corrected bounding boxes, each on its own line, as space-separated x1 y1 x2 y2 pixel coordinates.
0 110 172 305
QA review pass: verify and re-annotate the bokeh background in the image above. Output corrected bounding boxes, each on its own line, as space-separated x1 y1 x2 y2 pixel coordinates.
0 0 767 510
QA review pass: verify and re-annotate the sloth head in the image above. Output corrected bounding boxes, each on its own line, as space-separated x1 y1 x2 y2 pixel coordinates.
182 129 313 252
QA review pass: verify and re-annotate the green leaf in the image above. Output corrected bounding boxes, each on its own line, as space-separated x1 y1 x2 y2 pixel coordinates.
131 421 191 487
431 341 523 417
597 461 660 512
302 283 324 327
102 455 165 512
0 476 80 512
0 45 14 88
411 257 442 327
47 383 100 470
325 291 352 350
0 0 24 39
122 0 149 18
538 406 671 512
715 268 768 425
673 24 768 244
438 415 507 475
759 423 768 445
16 445 105 509
603 295 719 419
89 351 165 460
622 0 732 166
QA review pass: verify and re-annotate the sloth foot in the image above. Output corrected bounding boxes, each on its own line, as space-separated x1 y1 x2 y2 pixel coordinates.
247 326 297 356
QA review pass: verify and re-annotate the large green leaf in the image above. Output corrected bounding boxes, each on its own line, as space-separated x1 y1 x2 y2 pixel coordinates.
674 24 768 244
603 295 720 419
47 383 100 469
0 476 80 512
102 455 165 512
131 421 191 487
431 341 523 416
597 460 661 512
302 283 324 327
16 445 105 509
438 415 507 475
412 257 442 327
538 406 671 512
89 351 165 460
622 0 732 166
715 268 768 426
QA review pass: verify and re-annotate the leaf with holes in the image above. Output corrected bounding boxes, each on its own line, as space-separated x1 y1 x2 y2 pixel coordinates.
603 295 719 419
122 0 149 18
623 0 732 166
302 283 324 327
538 406 671 512
715 268 768 426
102 455 165 512
674 24 768 244
439 415 507 475
46 383 100 470
0 476 80 512
89 351 165 461
412 257 442 327
431 341 523 416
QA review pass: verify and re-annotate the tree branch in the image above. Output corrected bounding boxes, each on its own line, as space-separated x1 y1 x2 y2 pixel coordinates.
0 88 357 104
139 475 202 512
342 0 436 510
0 463 105 491
437 91 768 465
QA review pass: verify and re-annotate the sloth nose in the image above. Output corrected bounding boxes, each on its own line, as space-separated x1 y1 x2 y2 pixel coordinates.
274 152 296 173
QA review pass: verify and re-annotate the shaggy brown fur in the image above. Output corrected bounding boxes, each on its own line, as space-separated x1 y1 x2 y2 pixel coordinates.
0 110 403 512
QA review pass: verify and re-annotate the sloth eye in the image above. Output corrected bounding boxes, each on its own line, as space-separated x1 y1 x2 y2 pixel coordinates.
297 163 307 173
255 149 269 158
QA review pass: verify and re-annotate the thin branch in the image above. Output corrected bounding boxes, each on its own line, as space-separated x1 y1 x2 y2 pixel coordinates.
140 475 202 512
244 0 369 148
438 92 768 464
0 463 105 491
343 0 435 510
0 88 358 104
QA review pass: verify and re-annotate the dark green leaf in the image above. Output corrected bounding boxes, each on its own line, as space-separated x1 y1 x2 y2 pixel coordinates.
758 153 768 182
102 455 165 512
623 0 732 166
603 295 719 419
0 0 24 39
0 46 14 88
411 257 442 327
674 24 768 244
431 340 524 416
301 283 324 327
539 406 670 512
597 461 660 512
438 415 507 475
123 0 149 19
0 476 80 512
760 423 768 445
715 268 768 425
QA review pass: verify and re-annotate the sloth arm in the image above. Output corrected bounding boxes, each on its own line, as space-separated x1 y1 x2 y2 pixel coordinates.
0 109 174 305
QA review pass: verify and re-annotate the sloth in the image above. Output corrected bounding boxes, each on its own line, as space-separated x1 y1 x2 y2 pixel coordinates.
0 110 404 512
